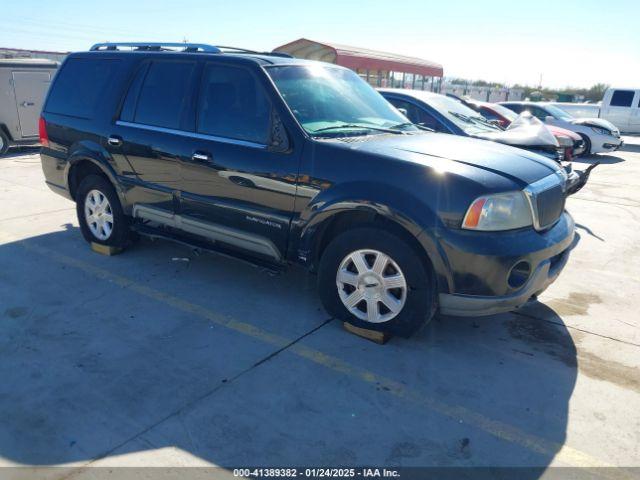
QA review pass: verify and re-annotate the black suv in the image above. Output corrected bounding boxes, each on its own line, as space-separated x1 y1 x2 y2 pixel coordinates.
40 42 575 336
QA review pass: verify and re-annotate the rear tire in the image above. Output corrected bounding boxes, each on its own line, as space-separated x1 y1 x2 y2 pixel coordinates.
76 174 132 249
318 227 435 337
0 131 9 155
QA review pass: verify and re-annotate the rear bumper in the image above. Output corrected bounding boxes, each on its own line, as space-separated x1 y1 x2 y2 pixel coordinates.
437 212 575 317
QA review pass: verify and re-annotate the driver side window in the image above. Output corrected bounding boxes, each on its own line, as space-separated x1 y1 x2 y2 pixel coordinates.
388 99 446 132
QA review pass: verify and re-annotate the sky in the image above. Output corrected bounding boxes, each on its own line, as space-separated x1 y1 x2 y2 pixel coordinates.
1 0 639 89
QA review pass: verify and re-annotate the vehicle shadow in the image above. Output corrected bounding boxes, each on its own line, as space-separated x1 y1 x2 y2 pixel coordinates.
0 146 41 160
0 227 578 476
620 142 640 154
574 154 624 165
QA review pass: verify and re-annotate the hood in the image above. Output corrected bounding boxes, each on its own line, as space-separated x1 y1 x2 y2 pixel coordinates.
571 117 619 134
472 113 559 148
337 132 560 186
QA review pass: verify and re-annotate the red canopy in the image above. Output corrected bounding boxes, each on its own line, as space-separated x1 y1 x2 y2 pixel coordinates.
273 38 443 78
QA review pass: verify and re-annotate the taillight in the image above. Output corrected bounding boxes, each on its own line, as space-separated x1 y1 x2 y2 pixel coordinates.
39 117 49 147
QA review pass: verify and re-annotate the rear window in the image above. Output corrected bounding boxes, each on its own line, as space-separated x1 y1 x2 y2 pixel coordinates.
133 60 197 130
45 58 120 119
610 90 635 107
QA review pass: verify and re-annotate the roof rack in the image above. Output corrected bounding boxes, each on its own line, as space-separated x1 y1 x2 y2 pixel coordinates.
90 42 222 53
89 42 292 58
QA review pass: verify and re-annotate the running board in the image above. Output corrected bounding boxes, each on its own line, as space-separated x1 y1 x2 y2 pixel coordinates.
132 205 282 261
131 223 285 274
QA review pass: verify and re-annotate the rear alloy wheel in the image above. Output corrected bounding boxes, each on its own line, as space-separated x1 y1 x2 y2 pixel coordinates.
318 227 435 337
84 189 114 241
76 174 132 248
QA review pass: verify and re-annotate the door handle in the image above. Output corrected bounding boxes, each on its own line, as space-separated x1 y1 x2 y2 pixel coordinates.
107 135 123 147
20 101 35 107
192 151 212 162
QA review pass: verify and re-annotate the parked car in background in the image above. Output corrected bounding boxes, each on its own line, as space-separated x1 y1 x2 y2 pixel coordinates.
550 89 640 133
379 89 564 162
0 58 58 155
463 99 586 160
598 88 640 133
499 101 623 155
40 42 576 336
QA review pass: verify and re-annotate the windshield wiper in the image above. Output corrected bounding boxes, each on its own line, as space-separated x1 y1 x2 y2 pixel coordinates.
312 124 405 135
389 122 433 132
448 111 476 124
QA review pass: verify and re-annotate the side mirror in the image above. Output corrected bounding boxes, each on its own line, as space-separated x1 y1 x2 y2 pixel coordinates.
545 115 555 123
397 107 409 117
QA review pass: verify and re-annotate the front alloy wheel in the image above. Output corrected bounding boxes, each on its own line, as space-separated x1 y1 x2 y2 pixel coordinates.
337 249 407 323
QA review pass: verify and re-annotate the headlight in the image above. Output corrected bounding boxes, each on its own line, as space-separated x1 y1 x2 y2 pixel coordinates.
462 191 533 231
591 126 611 136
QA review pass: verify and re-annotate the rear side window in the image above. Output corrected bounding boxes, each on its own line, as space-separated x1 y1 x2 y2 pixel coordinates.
133 60 197 129
610 90 634 107
197 64 271 144
386 98 446 132
45 58 120 119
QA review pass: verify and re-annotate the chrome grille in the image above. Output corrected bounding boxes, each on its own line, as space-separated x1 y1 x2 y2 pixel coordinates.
524 171 567 230
535 185 565 228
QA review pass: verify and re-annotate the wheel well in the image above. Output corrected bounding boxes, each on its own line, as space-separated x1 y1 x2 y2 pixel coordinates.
68 160 110 200
313 211 437 286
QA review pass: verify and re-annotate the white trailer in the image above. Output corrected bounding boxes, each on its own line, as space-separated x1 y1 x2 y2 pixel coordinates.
0 58 58 155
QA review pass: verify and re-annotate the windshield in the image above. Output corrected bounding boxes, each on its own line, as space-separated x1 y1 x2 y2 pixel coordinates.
485 103 518 122
424 94 502 134
266 65 417 136
543 104 574 121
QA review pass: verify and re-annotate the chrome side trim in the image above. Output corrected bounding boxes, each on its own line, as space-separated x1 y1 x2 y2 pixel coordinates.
132 205 281 261
115 121 267 150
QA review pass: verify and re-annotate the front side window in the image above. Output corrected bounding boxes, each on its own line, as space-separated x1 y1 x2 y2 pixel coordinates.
134 60 196 129
197 64 271 144
266 65 414 136
610 90 635 107
542 104 574 121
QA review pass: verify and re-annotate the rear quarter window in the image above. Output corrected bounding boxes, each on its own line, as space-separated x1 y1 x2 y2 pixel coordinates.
45 58 120 119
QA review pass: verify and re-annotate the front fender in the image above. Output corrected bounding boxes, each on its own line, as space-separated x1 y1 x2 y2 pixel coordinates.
295 182 454 293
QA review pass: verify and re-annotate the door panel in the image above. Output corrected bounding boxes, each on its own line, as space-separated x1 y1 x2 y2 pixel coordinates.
179 63 299 260
12 71 52 137
180 139 298 260
629 92 640 133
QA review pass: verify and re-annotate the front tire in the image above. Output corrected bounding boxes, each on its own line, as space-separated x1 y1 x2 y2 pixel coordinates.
76 174 132 249
318 227 435 337
578 133 592 156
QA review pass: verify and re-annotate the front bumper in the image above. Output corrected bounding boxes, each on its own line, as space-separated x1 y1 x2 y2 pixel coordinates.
437 212 576 317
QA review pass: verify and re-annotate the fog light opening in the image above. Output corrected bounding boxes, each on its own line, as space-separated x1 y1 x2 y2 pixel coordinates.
508 261 531 289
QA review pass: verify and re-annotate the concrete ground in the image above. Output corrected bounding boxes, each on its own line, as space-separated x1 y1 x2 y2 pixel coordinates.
0 139 639 478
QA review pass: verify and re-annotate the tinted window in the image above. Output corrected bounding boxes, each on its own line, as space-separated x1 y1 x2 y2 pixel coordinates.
120 63 150 122
528 107 549 120
479 107 500 121
46 58 120 119
387 98 446 132
610 90 635 107
197 64 271 143
503 103 523 114
134 61 196 129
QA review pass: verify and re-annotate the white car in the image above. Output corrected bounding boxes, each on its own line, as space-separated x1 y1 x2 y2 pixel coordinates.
499 101 623 155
